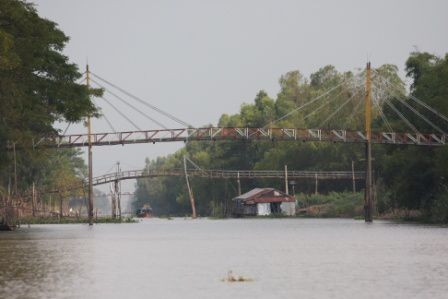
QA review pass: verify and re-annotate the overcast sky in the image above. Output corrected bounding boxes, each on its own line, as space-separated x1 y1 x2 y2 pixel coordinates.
33 0 448 195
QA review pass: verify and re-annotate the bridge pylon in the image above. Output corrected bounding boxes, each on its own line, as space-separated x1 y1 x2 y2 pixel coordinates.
86 64 94 225
364 62 373 222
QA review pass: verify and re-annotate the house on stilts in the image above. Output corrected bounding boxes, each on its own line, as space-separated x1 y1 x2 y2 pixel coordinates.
232 188 296 216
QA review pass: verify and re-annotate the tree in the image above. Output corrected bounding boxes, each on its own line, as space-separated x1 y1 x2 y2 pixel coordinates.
0 1 101 201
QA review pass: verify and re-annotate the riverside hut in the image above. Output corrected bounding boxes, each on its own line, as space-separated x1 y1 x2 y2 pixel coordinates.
232 188 296 216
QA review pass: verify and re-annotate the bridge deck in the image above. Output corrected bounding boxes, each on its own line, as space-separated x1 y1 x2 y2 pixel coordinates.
91 169 365 186
26 127 447 148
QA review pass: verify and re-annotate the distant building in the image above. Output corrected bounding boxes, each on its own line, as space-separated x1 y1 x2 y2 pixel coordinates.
232 188 296 216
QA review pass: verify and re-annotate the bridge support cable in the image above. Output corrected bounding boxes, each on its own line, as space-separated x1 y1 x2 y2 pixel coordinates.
100 112 117 133
371 95 394 132
91 79 168 129
319 89 361 128
374 72 448 133
303 88 347 121
62 122 72 135
77 74 87 85
342 97 364 130
383 98 421 134
183 155 208 176
368 83 394 132
408 95 448 125
373 70 448 125
91 97 118 133
90 72 192 128
101 96 142 131
385 89 445 134
266 77 352 128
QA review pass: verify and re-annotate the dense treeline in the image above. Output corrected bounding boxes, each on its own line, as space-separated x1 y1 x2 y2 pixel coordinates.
135 54 448 223
1 1 447 223
0 1 100 214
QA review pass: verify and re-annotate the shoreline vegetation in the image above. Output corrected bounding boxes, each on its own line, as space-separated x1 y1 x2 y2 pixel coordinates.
4 208 443 227
13 216 136 225
1 2 447 227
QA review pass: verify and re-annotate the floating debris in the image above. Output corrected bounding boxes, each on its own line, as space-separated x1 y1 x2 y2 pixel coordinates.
221 270 254 282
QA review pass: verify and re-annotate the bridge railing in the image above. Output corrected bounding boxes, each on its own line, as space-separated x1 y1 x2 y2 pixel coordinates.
27 127 447 149
89 168 366 186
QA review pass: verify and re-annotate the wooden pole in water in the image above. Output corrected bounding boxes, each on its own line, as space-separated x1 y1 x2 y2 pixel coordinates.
237 171 241 196
352 160 356 193
183 156 197 218
32 182 36 217
364 62 373 222
117 162 121 218
110 184 117 219
86 64 94 225
13 143 17 196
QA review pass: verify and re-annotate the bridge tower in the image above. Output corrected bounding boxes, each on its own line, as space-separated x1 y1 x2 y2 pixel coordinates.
86 65 94 225
364 62 373 222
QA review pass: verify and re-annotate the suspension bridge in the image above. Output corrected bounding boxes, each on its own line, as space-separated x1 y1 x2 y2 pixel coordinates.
6 62 448 224
91 168 365 187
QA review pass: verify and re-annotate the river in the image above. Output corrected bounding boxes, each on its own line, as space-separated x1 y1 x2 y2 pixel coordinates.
0 218 447 299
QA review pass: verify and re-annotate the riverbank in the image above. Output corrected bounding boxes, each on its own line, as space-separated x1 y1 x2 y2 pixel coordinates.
12 216 137 225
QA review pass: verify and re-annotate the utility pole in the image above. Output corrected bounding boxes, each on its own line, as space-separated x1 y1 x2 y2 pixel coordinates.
113 180 121 218
352 160 356 193
183 156 197 218
284 165 289 195
32 182 36 217
237 171 241 196
314 173 318 195
117 162 121 218
364 62 373 222
110 184 116 219
13 142 17 196
290 180 297 197
86 64 94 225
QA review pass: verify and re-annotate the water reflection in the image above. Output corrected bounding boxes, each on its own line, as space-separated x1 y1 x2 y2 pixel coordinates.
1 219 448 299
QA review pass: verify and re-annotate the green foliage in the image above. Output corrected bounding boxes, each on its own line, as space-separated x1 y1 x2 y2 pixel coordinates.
135 52 448 223
377 53 448 221
135 64 374 216
429 190 448 224
0 1 101 205
296 192 364 218
20 216 136 224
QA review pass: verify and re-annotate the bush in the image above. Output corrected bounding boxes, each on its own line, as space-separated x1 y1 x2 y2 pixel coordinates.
429 192 448 224
297 192 364 218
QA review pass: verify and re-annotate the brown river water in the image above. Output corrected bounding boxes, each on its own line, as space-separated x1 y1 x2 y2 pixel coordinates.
1 218 448 299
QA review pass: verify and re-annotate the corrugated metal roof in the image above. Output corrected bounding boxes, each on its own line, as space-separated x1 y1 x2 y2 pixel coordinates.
233 188 274 200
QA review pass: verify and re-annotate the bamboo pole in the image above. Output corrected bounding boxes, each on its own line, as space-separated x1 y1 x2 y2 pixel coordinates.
184 156 197 218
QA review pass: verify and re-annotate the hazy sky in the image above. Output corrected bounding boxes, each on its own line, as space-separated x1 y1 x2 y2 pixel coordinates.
32 0 448 194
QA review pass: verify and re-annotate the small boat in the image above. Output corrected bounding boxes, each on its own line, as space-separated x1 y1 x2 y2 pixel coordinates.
136 205 152 218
